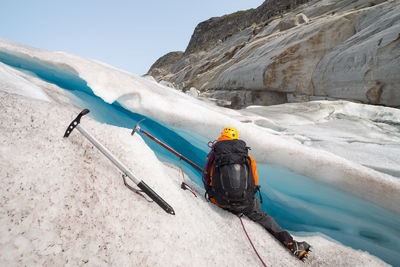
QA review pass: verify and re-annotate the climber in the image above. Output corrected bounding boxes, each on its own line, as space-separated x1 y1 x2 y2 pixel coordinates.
202 127 311 260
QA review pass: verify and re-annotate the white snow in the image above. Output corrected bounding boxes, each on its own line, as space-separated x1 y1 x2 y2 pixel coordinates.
242 101 400 177
0 38 150 104
0 62 51 102
0 91 388 266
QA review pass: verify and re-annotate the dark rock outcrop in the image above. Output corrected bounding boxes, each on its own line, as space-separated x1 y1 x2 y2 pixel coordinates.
185 0 312 54
148 51 184 78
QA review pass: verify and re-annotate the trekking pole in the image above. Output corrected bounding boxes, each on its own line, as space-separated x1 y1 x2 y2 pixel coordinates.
131 119 204 173
64 109 175 215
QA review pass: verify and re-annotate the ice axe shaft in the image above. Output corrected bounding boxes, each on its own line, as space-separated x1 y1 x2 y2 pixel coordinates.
131 119 204 173
64 109 175 215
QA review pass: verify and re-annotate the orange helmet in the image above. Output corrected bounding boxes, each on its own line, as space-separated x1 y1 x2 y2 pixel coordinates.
220 127 239 139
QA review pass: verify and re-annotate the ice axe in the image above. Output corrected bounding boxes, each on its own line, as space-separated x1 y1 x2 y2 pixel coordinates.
131 119 204 173
64 109 175 215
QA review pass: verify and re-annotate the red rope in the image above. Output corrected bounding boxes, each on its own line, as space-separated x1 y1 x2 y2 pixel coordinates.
237 215 267 267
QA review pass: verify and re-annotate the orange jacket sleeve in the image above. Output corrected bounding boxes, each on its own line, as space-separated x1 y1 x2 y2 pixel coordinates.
249 155 259 185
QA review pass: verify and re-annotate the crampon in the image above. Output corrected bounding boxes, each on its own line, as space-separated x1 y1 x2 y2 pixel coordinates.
286 241 312 261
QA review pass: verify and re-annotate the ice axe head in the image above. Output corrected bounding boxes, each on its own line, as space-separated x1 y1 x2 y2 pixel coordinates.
64 109 90 138
131 118 146 135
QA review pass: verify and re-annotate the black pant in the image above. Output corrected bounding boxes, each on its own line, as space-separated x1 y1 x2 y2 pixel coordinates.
239 198 294 245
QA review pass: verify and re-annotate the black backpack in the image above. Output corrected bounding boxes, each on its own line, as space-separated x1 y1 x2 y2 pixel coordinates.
209 139 256 212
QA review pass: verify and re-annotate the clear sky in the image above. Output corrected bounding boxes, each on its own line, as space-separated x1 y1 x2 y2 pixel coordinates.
1 0 264 75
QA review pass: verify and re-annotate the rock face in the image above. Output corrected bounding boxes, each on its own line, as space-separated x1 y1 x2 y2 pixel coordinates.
148 51 184 79
184 0 312 54
148 0 400 109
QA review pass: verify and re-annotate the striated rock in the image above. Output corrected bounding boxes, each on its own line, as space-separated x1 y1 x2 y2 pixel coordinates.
149 0 400 109
207 89 287 109
278 13 310 31
147 51 184 78
312 4 400 106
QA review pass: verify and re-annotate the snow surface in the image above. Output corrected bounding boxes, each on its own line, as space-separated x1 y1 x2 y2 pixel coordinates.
241 101 400 178
0 38 399 266
1 38 398 215
0 62 51 102
0 91 388 266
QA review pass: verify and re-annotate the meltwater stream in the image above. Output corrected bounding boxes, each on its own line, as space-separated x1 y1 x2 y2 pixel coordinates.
1 51 399 266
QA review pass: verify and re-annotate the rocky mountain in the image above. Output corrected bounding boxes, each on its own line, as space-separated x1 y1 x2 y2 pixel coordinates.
148 0 400 109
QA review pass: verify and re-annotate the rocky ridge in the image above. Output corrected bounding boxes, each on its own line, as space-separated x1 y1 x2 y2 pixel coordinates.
148 0 400 109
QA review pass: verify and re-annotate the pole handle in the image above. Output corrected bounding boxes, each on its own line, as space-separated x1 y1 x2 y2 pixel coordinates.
137 181 175 215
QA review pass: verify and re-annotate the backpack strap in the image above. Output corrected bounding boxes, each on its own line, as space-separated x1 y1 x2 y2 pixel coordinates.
202 140 217 194
255 185 262 204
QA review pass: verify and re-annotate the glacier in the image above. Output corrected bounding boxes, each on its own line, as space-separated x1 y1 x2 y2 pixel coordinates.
1 39 399 266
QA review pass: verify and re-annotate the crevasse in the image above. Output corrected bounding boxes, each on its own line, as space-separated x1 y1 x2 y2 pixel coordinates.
0 51 399 266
